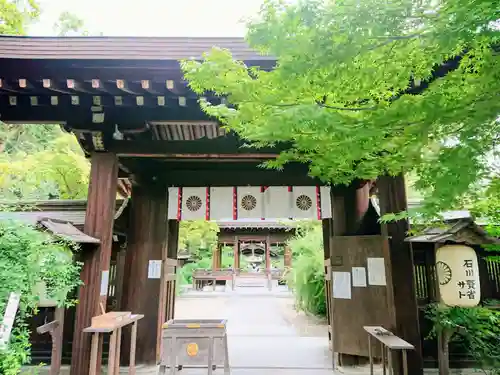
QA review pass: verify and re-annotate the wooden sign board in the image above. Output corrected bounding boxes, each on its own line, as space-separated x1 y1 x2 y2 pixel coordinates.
0 292 21 350
91 311 132 328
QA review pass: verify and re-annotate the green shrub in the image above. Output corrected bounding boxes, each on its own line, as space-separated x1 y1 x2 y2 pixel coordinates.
426 303 500 374
0 219 82 375
177 258 212 285
286 224 326 317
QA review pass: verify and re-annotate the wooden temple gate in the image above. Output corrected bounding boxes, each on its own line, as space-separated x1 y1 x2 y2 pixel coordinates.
0 36 423 375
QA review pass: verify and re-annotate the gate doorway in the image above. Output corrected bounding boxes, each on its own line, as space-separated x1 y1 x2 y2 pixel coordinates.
0 36 422 375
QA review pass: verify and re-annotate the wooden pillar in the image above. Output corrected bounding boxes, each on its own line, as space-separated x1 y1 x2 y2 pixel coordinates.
284 245 292 268
217 245 223 269
165 219 179 323
322 217 334 353
212 246 218 270
120 183 169 366
233 237 239 270
113 244 127 311
377 174 423 375
265 236 271 270
70 153 118 375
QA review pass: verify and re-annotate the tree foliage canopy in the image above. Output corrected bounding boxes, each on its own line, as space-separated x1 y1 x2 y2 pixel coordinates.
178 220 220 259
0 1 92 201
0 0 39 35
182 0 500 216
0 133 89 200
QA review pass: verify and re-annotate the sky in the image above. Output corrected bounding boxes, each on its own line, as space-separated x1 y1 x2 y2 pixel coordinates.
28 0 265 36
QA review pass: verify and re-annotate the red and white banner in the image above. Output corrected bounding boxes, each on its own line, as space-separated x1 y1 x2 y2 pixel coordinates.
320 186 332 219
209 187 234 220
236 186 263 220
291 186 320 219
167 187 179 220
167 185 331 220
263 186 292 219
180 187 207 220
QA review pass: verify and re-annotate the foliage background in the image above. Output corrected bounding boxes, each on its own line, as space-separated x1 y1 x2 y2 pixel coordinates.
285 222 326 317
181 0 499 220
0 3 94 373
0 220 82 375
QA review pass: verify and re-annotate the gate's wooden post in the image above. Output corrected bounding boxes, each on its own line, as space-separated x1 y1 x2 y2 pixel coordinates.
284 245 292 268
322 217 334 362
71 153 119 375
377 174 423 375
217 244 223 269
120 182 169 365
212 245 219 270
233 236 239 270
166 219 180 321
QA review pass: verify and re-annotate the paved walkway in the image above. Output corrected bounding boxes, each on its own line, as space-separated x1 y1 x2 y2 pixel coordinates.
175 289 333 372
25 286 466 374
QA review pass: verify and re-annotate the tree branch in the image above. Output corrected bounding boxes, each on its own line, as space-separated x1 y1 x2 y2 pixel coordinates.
256 101 378 111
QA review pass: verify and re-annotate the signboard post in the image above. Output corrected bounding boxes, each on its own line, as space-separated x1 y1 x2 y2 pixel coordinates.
0 292 21 350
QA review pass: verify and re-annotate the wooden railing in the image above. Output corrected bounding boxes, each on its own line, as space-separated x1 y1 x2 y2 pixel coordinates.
191 268 286 291
192 268 236 291
364 326 414 375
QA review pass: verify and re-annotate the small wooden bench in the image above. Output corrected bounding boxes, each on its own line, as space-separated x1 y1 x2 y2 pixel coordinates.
364 326 414 375
83 312 144 375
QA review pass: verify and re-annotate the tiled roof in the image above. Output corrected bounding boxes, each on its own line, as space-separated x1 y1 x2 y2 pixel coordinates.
0 36 272 61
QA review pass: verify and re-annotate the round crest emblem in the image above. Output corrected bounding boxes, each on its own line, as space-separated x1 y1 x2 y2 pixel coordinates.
436 261 452 285
186 342 199 357
296 194 313 211
241 195 257 211
185 196 202 212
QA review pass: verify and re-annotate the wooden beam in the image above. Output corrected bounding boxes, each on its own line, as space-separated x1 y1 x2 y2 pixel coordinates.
107 138 290 157
71 153 119 375
120 182 169 365
218 232 293 243
0 102 210 125
377 174 423 375
130 164 324 187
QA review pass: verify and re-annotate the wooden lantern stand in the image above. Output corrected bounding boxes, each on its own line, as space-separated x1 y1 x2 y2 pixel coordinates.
83 307 144 375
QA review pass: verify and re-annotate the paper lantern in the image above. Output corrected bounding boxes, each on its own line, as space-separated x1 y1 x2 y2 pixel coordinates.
435 245 480 307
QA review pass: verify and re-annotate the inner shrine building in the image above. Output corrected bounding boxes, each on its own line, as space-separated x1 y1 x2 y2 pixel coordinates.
0 36 423 375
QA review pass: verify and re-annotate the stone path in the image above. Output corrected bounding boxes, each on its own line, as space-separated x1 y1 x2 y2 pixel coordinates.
175 290 333 371
24 287 473 374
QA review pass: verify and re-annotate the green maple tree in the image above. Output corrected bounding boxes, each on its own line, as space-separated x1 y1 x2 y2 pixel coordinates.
178 220 220 259
0 133 90 200
0 2 95 201
181 0 500 216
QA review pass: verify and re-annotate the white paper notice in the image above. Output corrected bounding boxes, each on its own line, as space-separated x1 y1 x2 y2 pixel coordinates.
100 270 110 296
352 267 367 287
148 260 162 279
332 272 351 299
367 258 387 286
